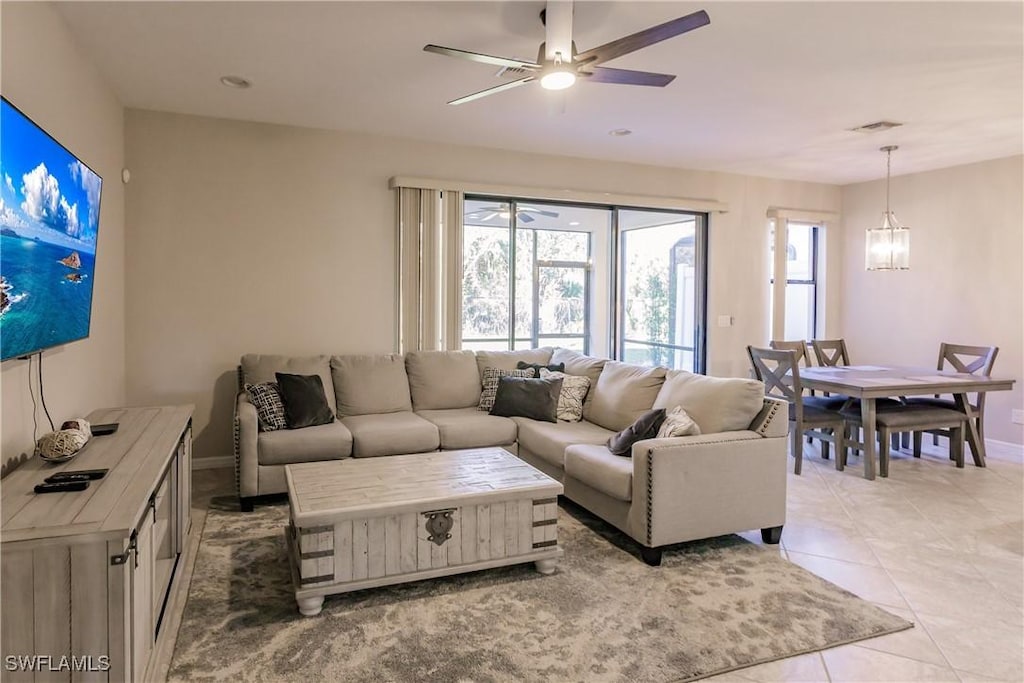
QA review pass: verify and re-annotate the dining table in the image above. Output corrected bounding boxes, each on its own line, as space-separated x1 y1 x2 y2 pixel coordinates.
799 365 1016 480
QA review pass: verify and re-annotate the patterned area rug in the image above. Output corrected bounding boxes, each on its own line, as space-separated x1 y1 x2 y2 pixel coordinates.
168 499 911 682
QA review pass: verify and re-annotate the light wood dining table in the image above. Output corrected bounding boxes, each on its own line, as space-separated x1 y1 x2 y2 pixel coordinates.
799 365 1015 480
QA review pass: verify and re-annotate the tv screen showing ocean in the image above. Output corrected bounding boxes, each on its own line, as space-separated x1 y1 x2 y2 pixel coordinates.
1 97 102 360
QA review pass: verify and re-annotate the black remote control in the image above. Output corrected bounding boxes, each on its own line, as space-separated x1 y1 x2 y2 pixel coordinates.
35 481 90 494
45 469 109 483
91 423 119 436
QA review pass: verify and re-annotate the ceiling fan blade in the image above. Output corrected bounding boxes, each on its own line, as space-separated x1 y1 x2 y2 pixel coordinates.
518 212 535 223
536 210 560 218
447 76 535 105
574 10 710 67
581 66 676 87
544 1 574 62
423 45 540 71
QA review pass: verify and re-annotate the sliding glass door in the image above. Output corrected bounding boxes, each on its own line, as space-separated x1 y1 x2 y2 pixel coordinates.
618 209 706 372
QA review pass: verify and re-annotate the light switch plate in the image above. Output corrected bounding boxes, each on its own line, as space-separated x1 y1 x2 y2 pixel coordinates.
1012 409 1024 425
717 315 733 328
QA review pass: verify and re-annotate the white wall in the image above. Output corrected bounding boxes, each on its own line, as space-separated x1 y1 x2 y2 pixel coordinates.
124 110 841 460
840 155 1023 445
0 3 126 473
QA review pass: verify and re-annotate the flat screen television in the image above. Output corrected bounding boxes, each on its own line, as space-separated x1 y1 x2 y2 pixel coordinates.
1 97 103 361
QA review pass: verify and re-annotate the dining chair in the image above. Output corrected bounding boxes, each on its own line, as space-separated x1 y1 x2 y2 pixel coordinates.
841 402 966 477
772 340 843 449
747 346 847 475
811 338 851 367
906 343 998 461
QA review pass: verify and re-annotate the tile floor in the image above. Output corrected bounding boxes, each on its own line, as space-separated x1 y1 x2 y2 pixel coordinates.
184 439 1023 682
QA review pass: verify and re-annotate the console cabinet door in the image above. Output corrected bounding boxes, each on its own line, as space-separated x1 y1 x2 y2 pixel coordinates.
176 428 193 554
131 513 154 683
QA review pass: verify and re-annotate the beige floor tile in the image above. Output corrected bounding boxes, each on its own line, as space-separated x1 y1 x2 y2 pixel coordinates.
702 671 757 682
786 551 909 609
780 521 880 565
736 652 830 682
886 566 1023 629
853 605 949 668
865 537 981 585
821 644 960 682
915 612 1024 681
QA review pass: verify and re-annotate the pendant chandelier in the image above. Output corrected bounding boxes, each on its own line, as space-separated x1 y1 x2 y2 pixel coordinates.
865 145 910 271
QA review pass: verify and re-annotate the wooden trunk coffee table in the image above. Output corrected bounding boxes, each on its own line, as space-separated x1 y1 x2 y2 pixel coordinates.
284 447 563 616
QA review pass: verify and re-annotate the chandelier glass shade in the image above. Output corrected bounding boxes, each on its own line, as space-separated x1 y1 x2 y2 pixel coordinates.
865 146 910 271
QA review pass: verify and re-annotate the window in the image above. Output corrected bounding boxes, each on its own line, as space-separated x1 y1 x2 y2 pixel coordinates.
618 209 705 371
770 222 819 340
461 196 707 372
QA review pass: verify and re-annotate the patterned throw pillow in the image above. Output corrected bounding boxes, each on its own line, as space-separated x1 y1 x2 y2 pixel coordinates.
657 405 702 439
245 382 287 432
516 360 566 378
479 367 534 411
540 369 591 422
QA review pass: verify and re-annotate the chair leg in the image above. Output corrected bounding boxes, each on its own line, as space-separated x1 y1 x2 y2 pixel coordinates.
791 426 803 475
891 432 900 452
821 434 831 461
879 427 890 478
834 423 846 472
913 432 923 458
901 432 910 449
932 433 939 447
952 425 965 468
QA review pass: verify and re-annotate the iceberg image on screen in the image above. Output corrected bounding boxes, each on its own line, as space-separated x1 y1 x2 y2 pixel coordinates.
0 97 103 361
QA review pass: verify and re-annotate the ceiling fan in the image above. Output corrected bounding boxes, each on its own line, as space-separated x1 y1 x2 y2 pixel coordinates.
423 2 710 105
466 204 560 224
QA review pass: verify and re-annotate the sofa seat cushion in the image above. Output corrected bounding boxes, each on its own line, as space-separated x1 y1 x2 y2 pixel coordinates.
416 408 517 449
331 354 412 417
513 417 616 468
257 420 353 466
564 444 633 502
340 412 440 458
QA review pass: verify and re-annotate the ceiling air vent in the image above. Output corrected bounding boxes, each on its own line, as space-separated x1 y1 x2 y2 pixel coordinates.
495 63 531 78
849 120 903 133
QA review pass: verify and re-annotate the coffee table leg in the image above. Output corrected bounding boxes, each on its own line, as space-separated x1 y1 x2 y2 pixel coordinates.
297 595 324 617
535 558 558 575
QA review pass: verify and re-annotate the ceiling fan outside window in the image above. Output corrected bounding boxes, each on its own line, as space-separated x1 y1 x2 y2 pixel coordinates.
424 2 710 105
465 203 560 224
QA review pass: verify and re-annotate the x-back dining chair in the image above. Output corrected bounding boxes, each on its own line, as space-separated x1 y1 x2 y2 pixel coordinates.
811 338 850 367
907 343 998 460
747 346 847 475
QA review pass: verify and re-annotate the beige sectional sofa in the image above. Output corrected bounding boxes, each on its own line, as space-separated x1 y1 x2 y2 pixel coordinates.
234 347 789 564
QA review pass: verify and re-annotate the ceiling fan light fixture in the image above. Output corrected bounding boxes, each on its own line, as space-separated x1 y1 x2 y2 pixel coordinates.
540 67 576 91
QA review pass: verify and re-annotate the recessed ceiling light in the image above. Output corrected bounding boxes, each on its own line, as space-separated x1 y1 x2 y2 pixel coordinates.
220 75 252 89
609 128 632 137
569 221 580 226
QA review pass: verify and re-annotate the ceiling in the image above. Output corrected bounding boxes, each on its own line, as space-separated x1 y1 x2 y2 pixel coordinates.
54 1 1023 185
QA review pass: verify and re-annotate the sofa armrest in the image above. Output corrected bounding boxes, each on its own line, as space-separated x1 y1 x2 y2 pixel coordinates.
626 429 787 547
748 396 790 438
235 391 260 498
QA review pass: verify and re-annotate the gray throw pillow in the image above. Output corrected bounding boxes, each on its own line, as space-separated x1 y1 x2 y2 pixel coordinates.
489 376 563 423
516 360 566 378
607 408 667 457
479 367 534 411
275 373 335 429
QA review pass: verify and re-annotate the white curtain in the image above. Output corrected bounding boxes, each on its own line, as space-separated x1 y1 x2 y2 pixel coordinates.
397 186 464 352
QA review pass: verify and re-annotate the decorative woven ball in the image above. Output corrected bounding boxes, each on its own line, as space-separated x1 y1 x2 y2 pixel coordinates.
35 428 90 462
61 418 91 433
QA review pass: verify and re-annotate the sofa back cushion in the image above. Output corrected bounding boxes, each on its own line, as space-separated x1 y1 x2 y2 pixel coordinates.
241 355 334 414
584 361 667 431
551 348 606 406
653 370 765 435
405 350 481 410
330 354 412 417
474 348 554 382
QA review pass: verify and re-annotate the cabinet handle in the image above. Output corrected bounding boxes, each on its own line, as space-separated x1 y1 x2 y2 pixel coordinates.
110 530 138 566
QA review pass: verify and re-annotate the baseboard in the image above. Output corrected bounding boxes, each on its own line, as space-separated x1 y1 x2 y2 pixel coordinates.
985 439 1024 464
192 455 233 470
